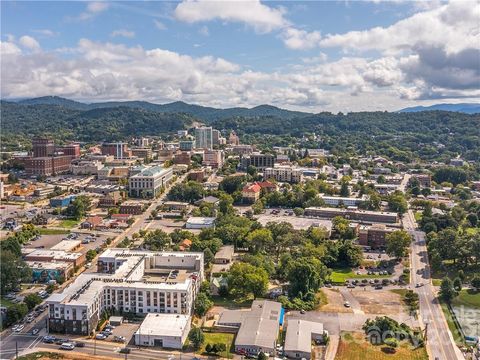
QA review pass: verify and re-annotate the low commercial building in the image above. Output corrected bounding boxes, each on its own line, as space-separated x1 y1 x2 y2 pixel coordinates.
217 300 283 356
119 202 144 215
134 313 191 349
188 169 205 182
51 240 82 252
24 249 85 268
81 216 103 230
284 319 325 359
264 166 303 183
47 249 204 335
173 151 191 165
71 161 104 175
50 195 76 208
163 201 190 212
304 207 398 224
185 217 216 229
28 261 73 283
319 195 368 207
128 165 173 198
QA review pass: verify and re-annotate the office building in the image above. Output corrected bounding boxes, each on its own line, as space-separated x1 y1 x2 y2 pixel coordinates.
195 127 213 150
179 140 195 151
25 155 72 176
229 131 240 145
101 143 131 159
358 224 396 248
47 249 204 335
32 138 55 158
57 144 81 158
212 129 221 146
131 148 153 161
173 151 191 166
241 153 275 170
128 165 173 198
203 150 224 168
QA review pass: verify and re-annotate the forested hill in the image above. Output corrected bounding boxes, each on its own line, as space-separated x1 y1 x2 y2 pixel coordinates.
1 101 194 144
15 96 310 122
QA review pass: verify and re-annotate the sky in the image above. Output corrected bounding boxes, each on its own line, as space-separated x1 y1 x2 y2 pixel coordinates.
1 0 479 112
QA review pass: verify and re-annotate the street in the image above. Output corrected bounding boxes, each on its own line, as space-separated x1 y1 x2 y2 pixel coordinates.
404 210 464 360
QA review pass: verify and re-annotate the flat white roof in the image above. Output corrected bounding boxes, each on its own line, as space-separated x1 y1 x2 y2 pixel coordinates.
284 319 324 353
136 313 190 337
186 217 215 225
50 240 81 252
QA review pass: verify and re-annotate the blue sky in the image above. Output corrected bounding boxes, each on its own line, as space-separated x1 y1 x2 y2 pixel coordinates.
1 1 479 112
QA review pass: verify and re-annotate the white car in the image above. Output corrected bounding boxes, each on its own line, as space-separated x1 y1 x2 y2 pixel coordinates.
344 301 351 308
60 342 75 350
14 324 25 332
95 333 107 340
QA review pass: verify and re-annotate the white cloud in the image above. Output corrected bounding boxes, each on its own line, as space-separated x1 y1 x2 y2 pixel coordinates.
111 29 136 39
319 1 479 54
19 35 40 51
281 28 322 50
77 1 110 21
153 19 167 31
33 29 58 37
174 0 289 33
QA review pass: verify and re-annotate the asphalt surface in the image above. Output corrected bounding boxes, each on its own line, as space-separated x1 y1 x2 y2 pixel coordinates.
0 313 48 360
404 210 464 360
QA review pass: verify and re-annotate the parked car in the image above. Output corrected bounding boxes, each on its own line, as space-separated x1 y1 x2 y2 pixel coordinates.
113 335 126 342
344 301 351 308
75 342 86 348
55 338 66 345
32 328 40 335
96 333 107 340
119 348 131 354
14 325 24 332
43 335 56 343
60 342 75 350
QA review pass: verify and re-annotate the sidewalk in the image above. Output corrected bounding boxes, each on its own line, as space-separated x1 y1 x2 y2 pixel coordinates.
324 335 339 360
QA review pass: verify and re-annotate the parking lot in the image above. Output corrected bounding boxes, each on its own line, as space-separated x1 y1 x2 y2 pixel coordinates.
25 232 110 255
256 211 333 231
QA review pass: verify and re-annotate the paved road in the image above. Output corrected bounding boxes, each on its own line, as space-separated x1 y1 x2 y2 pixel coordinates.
0 313 48 359
404 210 464 360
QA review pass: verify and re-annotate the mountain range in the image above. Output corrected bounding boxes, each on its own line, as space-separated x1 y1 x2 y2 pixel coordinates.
15 96 311 122
398 103 480 114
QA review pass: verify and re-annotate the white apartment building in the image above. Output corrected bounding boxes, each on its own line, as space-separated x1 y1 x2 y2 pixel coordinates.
320 194 368 207
195 127 213 150
128 165 173 198
47 249 204 335
264 165 303 183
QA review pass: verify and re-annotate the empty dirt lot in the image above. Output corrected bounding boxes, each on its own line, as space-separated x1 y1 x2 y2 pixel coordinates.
351 289 404 315
319 289 353 313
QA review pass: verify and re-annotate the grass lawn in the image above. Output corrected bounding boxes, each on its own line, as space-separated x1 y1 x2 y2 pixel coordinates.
430 263 480 284
329 268 389 284
414 211 422 222
58 219 79 228
0 298 15 308
335 332 428 360
199 332 235 358
452 289 480 309
212 295 254 309
37 228 70 235
439 302 465 346
316 290 328 309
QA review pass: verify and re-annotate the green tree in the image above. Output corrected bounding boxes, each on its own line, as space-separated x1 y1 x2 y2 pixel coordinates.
194 292 213 317
227 262 268 299
1 250 32 295
386 230 411 258
143 229 171 250
453 277 462 291
387 191 408 214
287 257 328 300
439 278 457 303
246 228 273 253
86 249 97 262
340 182 350 197
24 293 42 311
188 327 205 350
5 303 28 327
